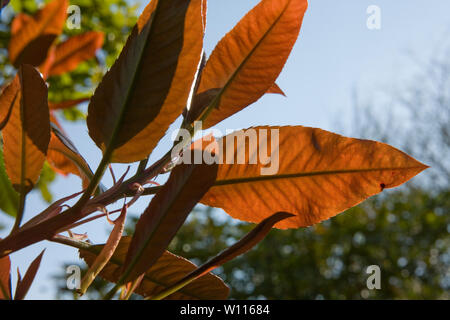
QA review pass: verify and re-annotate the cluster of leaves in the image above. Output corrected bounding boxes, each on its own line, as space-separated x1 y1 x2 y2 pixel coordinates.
0 0 427 300
0 0 137 209
1 0 137 91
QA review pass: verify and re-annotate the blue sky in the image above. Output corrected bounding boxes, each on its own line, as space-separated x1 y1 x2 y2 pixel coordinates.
0 0 449 299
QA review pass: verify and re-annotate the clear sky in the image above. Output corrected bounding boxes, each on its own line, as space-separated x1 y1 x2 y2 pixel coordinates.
1 0 449 299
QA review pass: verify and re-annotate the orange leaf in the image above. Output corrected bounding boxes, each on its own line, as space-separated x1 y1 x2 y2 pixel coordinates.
49 97 90 111
79 204 127 295
123 157 218 282
2 65 50 194
80 236 229 300
11 13 32 35
46 32 104 77
266 83 286 96
200 126 428 229
14 250 45 300
150 212 292 299
189 0 307 128
87 0 205 163
0 253 11 300
9 0 68 67
201 0 207 32
0 76 19 131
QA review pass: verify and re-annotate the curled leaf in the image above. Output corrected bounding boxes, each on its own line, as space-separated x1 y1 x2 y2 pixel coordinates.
79 204 127 295
47 123 95 189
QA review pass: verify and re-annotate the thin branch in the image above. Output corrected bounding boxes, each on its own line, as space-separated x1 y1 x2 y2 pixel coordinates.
136 157 149 175
0 121 195 257
11 190 26 234
50 234 92 251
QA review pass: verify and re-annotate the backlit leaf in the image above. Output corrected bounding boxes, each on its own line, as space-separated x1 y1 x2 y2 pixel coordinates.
9 0 68 67
123 157 218 282
11 13 32 34
0 75 19 131
0 252 11 300
79 204 127 295
80 236 229 300
87 0 204 163
0 81 20 216
49 97 90 111
200 126 428 229
266 83 286 96
2 65 50 194
189 0 307 128
44 31 104 77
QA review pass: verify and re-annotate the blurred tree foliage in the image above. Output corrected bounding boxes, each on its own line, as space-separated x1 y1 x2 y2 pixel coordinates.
172 191 449 299
0 0 138 205
1 0 138 115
